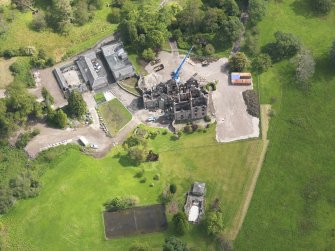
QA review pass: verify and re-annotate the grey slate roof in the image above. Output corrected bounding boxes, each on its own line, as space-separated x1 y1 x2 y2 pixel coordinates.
76 52 107 90
191 182 206 196
101 43 135 81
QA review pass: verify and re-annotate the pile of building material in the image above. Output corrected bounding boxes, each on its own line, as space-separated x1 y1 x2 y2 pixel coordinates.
242 90 260 118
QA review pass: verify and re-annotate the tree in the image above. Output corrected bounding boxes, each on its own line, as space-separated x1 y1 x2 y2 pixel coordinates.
244 31 260 56
218 16 244 44
223 0 240 16
170 183 177 194
107 8 121 23
12 0 34 11
172 212 189 235
53 109 68 128
264 31 301 62
312 0 333 15
128 145 148 163
229 52 250 72
206 209 225 236
295 49 315 91
252 53 272 73
0 188 15 214
31 13 47 32
330 39 335 64
177 0 204 33
248 0 267 25
68 90 87 118
41 87 54 106
142 48 155 62
89 0 104 10
163 236 188 251
204 43 215 55
203 7 226 33
74 0 91 26
50 0 73 34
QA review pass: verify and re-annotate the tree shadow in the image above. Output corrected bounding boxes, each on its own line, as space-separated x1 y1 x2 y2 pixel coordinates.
290 0 320 18
118 154 140 167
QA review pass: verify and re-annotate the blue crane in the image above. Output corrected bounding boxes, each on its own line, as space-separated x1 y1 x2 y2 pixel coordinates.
172 46 194 81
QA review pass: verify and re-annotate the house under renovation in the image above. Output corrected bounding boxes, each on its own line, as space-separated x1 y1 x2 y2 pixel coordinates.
142 77 209 121
184 182 206 223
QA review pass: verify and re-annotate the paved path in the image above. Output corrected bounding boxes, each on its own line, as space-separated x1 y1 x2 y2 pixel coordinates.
226 104 271 240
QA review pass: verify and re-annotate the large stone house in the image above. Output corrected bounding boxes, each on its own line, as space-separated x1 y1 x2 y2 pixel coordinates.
142 77 208 122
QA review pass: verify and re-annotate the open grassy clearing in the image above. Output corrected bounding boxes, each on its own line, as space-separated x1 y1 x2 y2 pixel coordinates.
0 1 117 61
0 123 264 250
235 1 335 250
98 99 132 136
0 57 16 89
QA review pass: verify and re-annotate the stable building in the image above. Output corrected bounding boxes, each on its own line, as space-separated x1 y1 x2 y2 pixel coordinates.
101 43 136 82
76 51 108 90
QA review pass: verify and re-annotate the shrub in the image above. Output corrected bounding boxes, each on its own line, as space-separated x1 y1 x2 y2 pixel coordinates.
170 183 177 194
163 236 188 251
129 242 151 251
162 129 168 135
142 48 156 62
103 196 139 212
206 208 225 237
252 53 272 73
31 13 47 31
140 177 147 183
15 130 40 149
204 115 211 122
153 174 160 180
183 125 192 133
134 168 145 178
9 62 21 75
229 52 250 72
204 43 215 55
191 124 198 132
146 150 159 162
0 188 16 214
172 212 189 235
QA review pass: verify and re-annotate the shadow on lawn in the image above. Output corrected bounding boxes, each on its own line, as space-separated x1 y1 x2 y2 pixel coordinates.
290 0 324 18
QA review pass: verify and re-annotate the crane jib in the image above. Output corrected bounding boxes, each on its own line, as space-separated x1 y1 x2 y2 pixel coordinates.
172 46 194 81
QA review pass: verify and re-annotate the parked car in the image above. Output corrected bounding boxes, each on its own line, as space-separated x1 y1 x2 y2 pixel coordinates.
91 144 99 149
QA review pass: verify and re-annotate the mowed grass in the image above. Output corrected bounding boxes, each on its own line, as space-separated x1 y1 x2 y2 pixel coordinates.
98 99 132 135
0 57 16 89
0 125 263 251
235 1 335 250
0 1 117 61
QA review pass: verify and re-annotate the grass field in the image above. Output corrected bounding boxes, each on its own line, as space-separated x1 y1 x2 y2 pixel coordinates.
0 123 264 250
0 1 117 61
0 57 16 89
98 99 132 135
94 92 106 104
235 1 335 250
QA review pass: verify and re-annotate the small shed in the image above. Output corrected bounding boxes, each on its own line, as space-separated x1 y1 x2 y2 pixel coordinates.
79 136 89 147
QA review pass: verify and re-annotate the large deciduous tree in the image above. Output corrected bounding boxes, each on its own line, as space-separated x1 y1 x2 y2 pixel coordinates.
264 31 301 62
252 53 272 73
50 0 73 34
68 90 87 118
248 0 267 25
312 0 333 15
218 16 244 44
229 52 250 72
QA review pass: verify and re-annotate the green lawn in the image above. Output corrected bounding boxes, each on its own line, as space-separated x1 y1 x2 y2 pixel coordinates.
0 1 117 61
235 1 335 250
119 77 141 96
94 92 106 104
0 57 16 89
0 124 264 250
98 99 132 136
